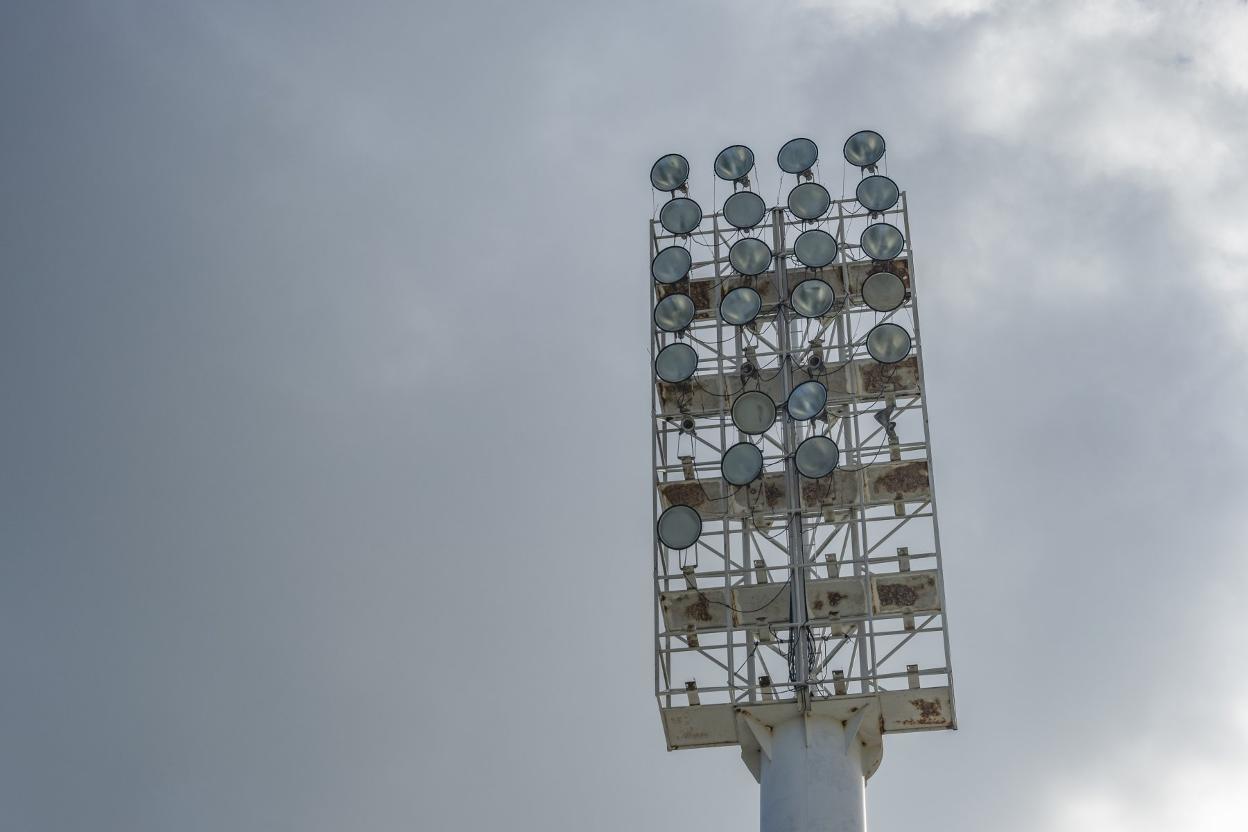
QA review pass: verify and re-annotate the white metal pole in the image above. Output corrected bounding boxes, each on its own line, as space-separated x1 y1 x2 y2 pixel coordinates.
760 715 867 832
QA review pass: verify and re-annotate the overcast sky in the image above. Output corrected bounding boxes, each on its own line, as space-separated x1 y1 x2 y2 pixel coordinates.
3 1 1248 830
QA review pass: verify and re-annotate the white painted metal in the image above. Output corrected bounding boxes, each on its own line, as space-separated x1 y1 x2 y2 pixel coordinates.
760 715 866 832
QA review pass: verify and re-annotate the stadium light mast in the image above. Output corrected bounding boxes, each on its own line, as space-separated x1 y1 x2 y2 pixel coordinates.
648 133 957 832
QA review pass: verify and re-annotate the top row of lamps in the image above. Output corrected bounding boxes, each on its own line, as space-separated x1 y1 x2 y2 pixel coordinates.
649 131 886 193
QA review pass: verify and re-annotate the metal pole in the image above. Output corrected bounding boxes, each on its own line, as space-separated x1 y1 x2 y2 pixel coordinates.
769 210 809 695
760 715 867 832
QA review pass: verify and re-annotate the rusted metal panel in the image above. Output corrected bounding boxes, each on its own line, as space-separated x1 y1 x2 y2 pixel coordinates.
658 459 929 517
871 570 940 615
806 577 868 620
853 356 919 397
659 588 731 631
863 460 930 503
732 584 791 628
662 704 739 749
879 687 953 732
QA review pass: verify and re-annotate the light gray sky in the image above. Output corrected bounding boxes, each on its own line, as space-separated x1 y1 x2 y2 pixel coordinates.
3 2 1248 830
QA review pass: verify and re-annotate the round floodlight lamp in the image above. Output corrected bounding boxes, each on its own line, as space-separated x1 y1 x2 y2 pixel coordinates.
651 246 692 284
856 175 899 213
714 145 755 181
791 279 835 318
732 390 776 435
723 191 766 230
787 182 831 221
794 229 838 268
795 436 840 479
843 130 886 168
650 153 690 192
721 442 764 486
657 504 702 550
720 286 762 326
860 223 904 261
777 138 819 174
861 271 906 312
655 342 698 383
654 292 695 332
660 197 702 235
787 380 827 421
729 237 773 276
866 322 911 364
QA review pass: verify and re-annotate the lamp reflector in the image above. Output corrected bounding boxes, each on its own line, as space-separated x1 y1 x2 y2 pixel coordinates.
655 342 698 383
866 322 911 364
787 182 831 220
856 175 899 212
729 237 773 276
787 380 827 421
795 436 840 479
793 229 838 268
658 504 702 550
777 138 819 174
860 222 904 260
721 442 764 486
720 286 763 326
714 145 755 181
651 153 690 192
654 292 695 332
861 271 905 312
732 390 777 435
723 190 766 230
791 279 835 318
843 131 886 168
660 197 702 235
651 246 692 284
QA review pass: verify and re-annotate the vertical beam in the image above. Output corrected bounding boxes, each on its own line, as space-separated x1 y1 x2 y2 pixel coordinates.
770 209 809 694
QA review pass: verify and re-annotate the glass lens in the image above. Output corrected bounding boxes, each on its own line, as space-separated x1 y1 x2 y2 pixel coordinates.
791 279 835 318
795 436 840 479
860 223 904 260
651 153 690 191
732 391 776 435
794 229 838 268
787 182 831 220
723 191 766 229
729 237 773 276
861 271 905 311
660 197 702 235
658 504 702 550
714 145 755 181
788 380 827 421
720 286 762 326
866 322 911 364
777 138 818 174
651 246 692 284
654 293 695 332
843 131 886 167
655 342 698 383
721 442 764 486
856 175 899 212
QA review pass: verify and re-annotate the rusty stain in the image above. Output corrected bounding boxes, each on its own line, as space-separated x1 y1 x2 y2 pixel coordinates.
687 280 712 310
662 482 706 508
910 698 943 721
812 599 825 611
826 591 847 606
872 461 928 497
877 583 919 607
685 596 713 623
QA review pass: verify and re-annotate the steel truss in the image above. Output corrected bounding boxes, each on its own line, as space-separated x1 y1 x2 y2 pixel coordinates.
650 192 957 757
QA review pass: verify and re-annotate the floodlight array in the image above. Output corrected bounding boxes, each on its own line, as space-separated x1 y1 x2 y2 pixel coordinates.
647 132 954 739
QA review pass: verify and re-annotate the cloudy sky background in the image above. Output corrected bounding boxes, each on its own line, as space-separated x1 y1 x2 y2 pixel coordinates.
3 1 1248 830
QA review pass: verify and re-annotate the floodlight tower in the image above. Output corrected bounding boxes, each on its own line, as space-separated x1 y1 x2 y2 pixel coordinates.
648 134 956 832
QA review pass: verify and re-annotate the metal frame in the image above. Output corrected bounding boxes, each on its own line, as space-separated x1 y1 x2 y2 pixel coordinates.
649 191 956 747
